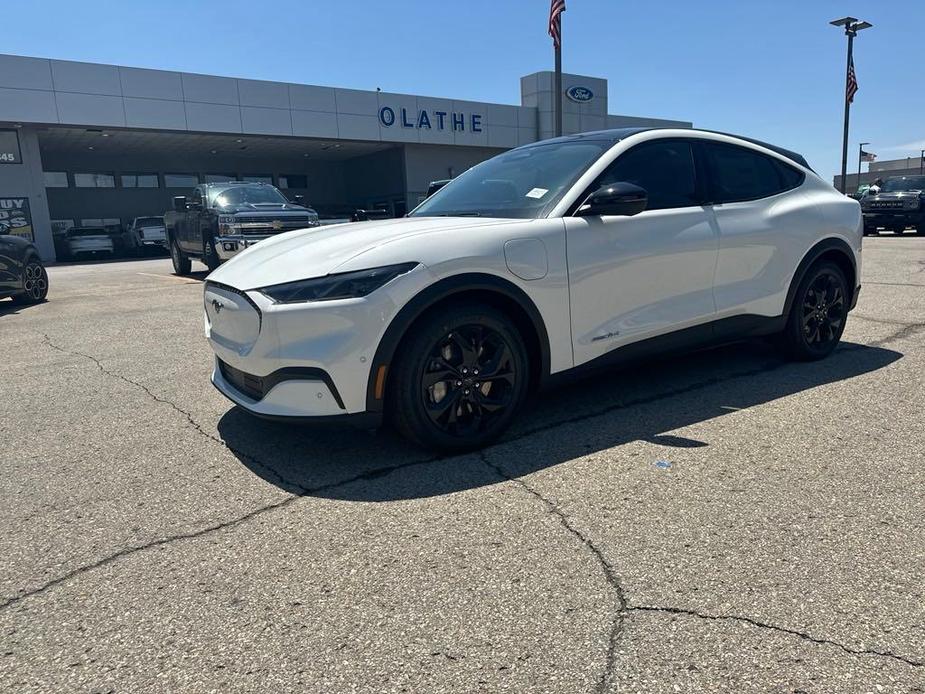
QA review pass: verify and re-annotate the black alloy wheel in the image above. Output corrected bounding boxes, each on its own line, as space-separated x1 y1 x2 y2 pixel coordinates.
389 303 529 450
19 260 48 304
780 261 848 361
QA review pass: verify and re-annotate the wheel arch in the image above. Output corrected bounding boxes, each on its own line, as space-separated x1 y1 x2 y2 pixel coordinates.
783 237 858 318
366 273 552 413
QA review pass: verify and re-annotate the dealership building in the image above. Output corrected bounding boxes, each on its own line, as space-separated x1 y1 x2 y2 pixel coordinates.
0 53 691 261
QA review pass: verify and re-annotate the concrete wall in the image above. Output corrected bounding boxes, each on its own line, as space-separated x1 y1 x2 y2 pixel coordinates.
0 127 54 260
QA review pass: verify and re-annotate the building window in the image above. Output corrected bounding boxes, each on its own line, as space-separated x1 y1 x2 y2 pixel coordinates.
0 129 22 164
44 171 69 188
204 173 235 183
242 175 273 184
121 173 159 188
81 218 122 228
164 173 200 188
74 173 115 188
279 174 307 189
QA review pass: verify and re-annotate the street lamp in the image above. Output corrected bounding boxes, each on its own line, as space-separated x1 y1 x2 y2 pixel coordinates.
857 142 869 193
920 149 924 175
831 17 872 194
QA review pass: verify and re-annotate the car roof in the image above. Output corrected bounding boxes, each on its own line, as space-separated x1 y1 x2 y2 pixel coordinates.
523 127 812 171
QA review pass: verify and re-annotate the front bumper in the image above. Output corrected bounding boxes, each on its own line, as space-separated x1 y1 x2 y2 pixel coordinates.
863 211 924 230
214 235 273 261
204 265 433 418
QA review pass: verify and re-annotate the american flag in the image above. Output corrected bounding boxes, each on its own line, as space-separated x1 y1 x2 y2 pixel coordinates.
846 54 859 103
860 149 876 163
549 0 566 49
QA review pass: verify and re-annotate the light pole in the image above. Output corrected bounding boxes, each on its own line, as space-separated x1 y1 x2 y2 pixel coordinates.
920 149 924 175
857 142 869 193
831 17 872 194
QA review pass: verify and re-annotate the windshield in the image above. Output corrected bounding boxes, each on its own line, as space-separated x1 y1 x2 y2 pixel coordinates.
882 176 925 192
210 185 288 207
410 140 610 219
137 217 163 227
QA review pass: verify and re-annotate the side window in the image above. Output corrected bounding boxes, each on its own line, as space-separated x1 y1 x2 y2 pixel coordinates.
596 140 698 211
705 143 802 203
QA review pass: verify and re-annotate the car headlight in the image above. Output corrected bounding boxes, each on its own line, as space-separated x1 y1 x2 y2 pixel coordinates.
259 262 419 303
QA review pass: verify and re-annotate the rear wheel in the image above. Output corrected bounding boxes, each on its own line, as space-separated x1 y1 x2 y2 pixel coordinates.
779 261 848 361
170 238 191 275
388 303 529 450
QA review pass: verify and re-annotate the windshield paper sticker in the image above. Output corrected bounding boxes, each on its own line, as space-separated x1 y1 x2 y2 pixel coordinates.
526 188 548 199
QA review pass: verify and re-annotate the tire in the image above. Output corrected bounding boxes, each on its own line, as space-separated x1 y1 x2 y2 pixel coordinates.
203 238 221 272
11 258 48 305
779 261 849 361
387 302 530 450
170 238 191 275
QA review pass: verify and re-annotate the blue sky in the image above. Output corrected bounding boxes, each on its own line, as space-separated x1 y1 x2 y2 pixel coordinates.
5 0 924 182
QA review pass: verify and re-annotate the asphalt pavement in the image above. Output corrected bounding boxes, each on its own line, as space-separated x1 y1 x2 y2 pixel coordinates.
1 237 924 693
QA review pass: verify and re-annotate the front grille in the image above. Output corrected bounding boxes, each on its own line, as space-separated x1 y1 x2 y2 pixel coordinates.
239 215 311 224
219 360 265 401
870 201 904 209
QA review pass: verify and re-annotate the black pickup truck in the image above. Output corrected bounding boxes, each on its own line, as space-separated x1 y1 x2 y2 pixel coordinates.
164 181 319 274
860 175 925 236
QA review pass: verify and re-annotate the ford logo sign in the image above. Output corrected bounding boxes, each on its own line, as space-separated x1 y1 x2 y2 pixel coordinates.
566 86 594 103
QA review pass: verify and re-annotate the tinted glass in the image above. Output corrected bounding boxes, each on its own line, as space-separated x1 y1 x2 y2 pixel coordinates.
882 176 925 192
211 185 288 207
44 171 68 188
69 227 106 236
137 217 164 227
596 140 698 210
74 173 115 188
705 143 797 203
121 174 159 188
411 141 608 219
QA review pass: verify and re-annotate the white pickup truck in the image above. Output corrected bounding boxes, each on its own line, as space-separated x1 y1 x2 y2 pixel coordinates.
128 216 168 251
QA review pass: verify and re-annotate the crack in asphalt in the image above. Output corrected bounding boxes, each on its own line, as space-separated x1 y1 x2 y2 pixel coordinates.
479 450 626 694
864 281 925 288
10 323 924 676
626 605 925 668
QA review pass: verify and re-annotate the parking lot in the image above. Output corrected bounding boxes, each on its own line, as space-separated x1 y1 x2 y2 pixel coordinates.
1 237 924 693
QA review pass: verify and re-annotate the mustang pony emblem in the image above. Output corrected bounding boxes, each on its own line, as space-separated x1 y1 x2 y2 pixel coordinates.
211 298 225 315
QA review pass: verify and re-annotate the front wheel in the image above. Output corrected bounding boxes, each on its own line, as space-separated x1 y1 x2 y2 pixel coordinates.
388 303 530 450
170 238 191 275
203 238 221 272
12 259 48 304
779 262 848 361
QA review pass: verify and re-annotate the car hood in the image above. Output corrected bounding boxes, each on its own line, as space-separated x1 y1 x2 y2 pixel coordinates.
208 216 520 290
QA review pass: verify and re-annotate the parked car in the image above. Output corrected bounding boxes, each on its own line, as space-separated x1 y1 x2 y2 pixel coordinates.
0 221 49 304
66 227 115 258
860 175 925 236
128 216 168 251
106 224 138 256
203 127 862 450
164 181 319 274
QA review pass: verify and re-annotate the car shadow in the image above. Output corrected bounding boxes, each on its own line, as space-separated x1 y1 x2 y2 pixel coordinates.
0 297 45 318
215 339 901 501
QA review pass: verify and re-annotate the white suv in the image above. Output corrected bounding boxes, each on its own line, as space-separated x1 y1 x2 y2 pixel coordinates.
204 128 862 450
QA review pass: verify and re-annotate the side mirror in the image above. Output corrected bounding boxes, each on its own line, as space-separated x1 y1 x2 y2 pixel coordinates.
173 196 187 212
576 182 648 217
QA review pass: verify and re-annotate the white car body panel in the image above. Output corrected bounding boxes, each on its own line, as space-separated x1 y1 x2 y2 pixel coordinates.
68 235 113 254
204 128 862 421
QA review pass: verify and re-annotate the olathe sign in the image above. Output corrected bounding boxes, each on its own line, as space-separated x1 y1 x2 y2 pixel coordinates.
378 106 483 133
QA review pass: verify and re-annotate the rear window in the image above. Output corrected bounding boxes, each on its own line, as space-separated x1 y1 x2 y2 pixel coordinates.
705 142 804 204
68 227 106 236
137 217 163 227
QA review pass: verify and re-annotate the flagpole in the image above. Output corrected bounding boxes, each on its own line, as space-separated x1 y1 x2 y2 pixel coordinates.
839 30 854 194
554 24 562 137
